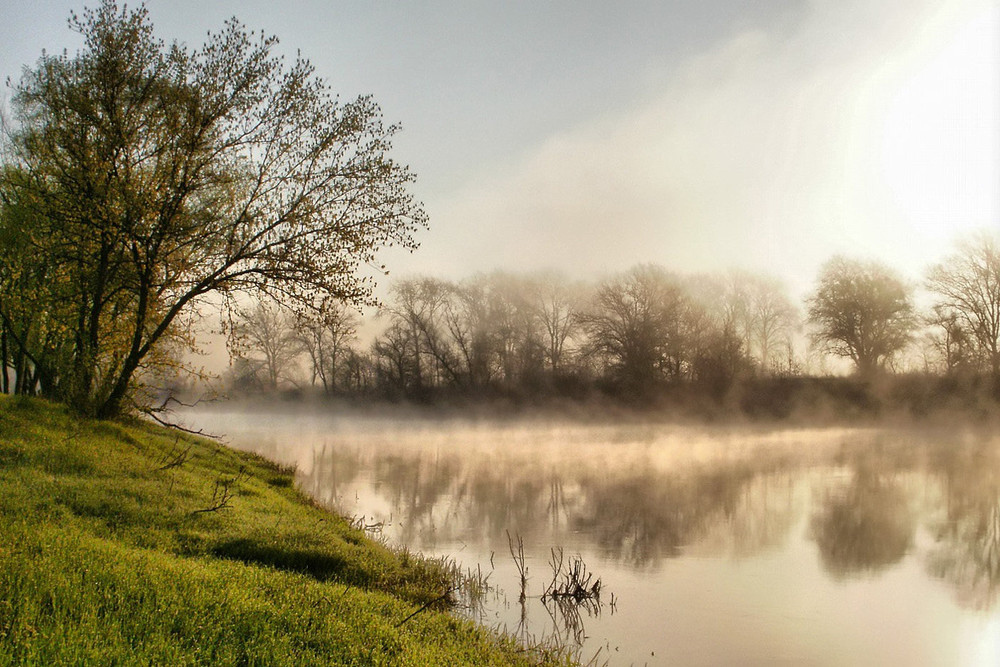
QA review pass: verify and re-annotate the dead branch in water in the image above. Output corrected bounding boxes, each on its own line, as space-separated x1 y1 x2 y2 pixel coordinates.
349 514 388 534
507 530 528 602
542 547 602 603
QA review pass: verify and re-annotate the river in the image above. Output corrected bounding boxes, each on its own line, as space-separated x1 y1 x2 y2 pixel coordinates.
179 402 1000 666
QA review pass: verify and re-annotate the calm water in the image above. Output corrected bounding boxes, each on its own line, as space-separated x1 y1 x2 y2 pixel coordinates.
180 403 1000 666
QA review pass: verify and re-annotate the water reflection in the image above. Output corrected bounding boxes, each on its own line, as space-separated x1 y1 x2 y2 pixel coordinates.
573 467 794 566
288 418 1000 613
299 437 806 569
183 407 1000 664
811 469 914 578
925 437 1000 610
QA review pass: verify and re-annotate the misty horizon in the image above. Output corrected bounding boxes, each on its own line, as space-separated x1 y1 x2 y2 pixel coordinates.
190 225 994 385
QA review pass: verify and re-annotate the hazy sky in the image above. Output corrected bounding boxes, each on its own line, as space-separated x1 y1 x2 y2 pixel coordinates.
2 0 998 301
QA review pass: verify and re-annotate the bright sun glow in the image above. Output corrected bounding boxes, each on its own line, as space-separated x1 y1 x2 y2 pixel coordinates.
876 5 1000 245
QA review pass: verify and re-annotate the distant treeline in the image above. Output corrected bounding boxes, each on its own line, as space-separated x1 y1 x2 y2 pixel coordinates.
204 232 999 417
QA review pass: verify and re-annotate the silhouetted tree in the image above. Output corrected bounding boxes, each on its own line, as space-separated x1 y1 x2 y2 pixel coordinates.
528 271 584 378
373 321 420 398
484 273 546 391
926 232 1000 381
923 304 977 376
387 277 462 392
745 274 799 374
687 274 752 390
340 348 375 394
698 271 798 378
807 257 915 376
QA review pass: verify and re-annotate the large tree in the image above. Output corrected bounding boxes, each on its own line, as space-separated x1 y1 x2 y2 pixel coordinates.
0 1 425 417
926 232 1000 380
807 256 914 376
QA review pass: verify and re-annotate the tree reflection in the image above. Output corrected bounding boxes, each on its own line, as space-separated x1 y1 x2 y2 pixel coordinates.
302 438 801 568
372 451 465 543
695 471 797 557
292 423 998 610
810 469 914 578
302 441 364 509
573 467 762 566
925 439 1000 610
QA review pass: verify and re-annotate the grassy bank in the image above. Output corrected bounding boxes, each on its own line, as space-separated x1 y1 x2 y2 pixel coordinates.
0 396 566 666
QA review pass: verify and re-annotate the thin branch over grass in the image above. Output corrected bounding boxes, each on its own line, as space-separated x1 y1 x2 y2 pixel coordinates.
154 436 194 471
395 587 455 627
192 468 248 514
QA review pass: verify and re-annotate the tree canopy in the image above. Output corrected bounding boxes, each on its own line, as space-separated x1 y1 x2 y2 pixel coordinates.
0 1 426 417
807 256 914 377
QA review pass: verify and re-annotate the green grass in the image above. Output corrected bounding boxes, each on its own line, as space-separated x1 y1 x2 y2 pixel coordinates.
0 396 569 666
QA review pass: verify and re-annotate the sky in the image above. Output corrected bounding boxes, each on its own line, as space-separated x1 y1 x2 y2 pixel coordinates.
1 0 998 304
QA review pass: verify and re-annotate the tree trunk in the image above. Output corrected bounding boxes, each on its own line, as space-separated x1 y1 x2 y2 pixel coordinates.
1 323 8 394
13 346 27 395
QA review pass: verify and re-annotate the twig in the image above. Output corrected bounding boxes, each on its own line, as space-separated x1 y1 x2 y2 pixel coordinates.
155 436 194 471
507 530 528 602
395 588 454 627
142 407 221 439
349 514 387 533
157 394 214 411
542 550 602 603
191 468 247 514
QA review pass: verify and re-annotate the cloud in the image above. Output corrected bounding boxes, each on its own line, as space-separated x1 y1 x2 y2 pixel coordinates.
398 0 998 295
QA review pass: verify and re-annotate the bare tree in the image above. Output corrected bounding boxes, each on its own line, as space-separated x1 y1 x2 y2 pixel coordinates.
695 271 798 377
746 274 799 375
444 277 499 390
926 232 1000 379
807 257 915 377
387 277 462 391
340 349 375 394
484 273 545 390
581 265 695 390
372 321 417 397
923 304 977 376
296 302 360 393
528 271 584 377
376 272 578 396
232 300 301 390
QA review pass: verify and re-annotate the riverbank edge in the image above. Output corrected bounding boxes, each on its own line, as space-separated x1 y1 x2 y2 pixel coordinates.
0 395 570 666
192 371 1000 430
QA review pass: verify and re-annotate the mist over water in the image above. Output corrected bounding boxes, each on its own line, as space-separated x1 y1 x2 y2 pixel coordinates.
180 403 1000 666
